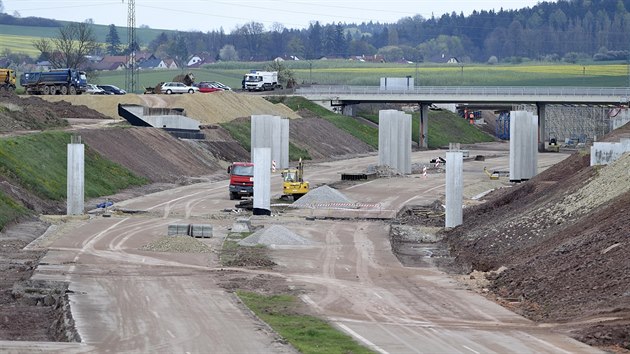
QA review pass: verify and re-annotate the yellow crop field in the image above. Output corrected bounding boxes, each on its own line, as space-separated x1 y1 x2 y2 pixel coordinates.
1 34 41 56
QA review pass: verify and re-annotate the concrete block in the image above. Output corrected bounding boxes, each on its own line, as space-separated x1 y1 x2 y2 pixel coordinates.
168 224 189 236
190 224 213 238
231 218 252 233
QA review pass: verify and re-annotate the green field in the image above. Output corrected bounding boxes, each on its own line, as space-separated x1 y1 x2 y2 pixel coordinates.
84 61 630 92
0 22 172 51
2 21 628 89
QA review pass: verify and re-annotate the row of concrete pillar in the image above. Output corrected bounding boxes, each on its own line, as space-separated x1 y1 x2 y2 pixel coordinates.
67 110 541 231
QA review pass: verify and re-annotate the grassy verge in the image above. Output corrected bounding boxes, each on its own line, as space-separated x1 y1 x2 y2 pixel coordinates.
238 291 375 354
270 96 379 149
220 119 312 161
220 232 275 267
0 131 148 201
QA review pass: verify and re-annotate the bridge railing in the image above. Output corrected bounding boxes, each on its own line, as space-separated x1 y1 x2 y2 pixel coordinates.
295 85 630 97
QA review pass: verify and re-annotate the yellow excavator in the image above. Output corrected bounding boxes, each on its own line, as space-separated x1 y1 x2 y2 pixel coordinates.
281 158 309 200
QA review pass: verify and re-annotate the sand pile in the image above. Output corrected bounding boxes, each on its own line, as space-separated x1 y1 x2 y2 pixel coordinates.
238 225 314 247
39 91 299 123
292 185 353 207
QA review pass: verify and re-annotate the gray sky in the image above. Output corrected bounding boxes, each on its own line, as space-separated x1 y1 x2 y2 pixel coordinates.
3 0 547 32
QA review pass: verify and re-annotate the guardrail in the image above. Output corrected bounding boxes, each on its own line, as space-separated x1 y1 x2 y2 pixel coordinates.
295 85 630 98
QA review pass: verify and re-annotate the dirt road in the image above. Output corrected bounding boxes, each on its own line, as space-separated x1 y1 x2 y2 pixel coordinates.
14 143 601 353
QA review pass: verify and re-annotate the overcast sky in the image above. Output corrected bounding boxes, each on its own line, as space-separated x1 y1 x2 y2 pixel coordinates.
3 0 549 32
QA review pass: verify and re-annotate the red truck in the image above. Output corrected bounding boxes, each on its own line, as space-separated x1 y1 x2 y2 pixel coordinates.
227 162 254 200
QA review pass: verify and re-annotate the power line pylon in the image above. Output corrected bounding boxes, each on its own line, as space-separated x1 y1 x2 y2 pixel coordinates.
124 0 139 93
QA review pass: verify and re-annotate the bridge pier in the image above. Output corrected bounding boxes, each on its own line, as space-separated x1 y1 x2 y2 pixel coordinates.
342 104 355 116
537 103 547 152
419 103 429 148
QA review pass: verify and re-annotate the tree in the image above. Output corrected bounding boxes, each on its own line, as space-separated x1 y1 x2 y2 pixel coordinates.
105 24 122 55
377 45 404 62
266 60 295 87
33 21 100 69
219 44 239 61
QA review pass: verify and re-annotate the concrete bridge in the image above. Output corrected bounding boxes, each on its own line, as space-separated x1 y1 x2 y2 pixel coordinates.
294 85 630 148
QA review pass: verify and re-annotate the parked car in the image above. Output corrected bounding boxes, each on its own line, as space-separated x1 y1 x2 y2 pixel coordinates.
98 85 126 95
160 82 199 94
86 84 106 95
198 81 231 91
196 82 223 93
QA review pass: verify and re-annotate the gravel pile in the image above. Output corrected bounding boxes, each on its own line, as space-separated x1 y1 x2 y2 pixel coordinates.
238 225 314 246
554 152 630 217
292 185 353 207
140 236 211 253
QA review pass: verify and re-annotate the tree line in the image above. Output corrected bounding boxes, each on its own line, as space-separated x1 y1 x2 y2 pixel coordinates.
4 0 630 66
134 0 630 63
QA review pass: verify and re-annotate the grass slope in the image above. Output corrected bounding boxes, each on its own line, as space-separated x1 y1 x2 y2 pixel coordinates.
0 131 148 229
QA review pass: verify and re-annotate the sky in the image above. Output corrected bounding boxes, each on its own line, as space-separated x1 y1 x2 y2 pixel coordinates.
2 0 549 32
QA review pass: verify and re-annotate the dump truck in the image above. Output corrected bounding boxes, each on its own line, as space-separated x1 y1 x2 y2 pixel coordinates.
0 69 17 92
281 158 309 200
227 162 254 200
20 68 87 95
244 71 280 91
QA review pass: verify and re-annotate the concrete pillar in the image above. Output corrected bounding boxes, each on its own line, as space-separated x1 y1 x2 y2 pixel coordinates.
537 103 547 152
404 112 412 174
251 115 288 169
271 117 282 169
419 103 429 148
280 119 289 169
510 111 538 182
529 113 539 179
67 135 84 215
445 151 463 228
378 110 413 174
252 147 271 216
378 110 394 167
342 104 355 116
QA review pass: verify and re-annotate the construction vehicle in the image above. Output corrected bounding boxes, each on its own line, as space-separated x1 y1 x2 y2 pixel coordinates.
20 68 87 95
227 162 254 200
244 71 281 91
0 69 17 92
281 158 309 200
483 167 509 180
547 132 560 152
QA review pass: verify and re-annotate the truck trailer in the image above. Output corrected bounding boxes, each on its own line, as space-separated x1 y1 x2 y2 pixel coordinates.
244 71 281 91
20 68 87 95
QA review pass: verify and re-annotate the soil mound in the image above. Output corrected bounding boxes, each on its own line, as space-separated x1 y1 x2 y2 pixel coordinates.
441 122 630 349
1 91 109 132
40 91 299 123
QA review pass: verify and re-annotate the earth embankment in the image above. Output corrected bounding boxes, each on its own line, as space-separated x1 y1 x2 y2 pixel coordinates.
39 91 300 122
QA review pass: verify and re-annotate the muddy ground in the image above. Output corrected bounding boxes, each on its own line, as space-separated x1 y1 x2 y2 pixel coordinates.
1 90 628 351
437 123 630 351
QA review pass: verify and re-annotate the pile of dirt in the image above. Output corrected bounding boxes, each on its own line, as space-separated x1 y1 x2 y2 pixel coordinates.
1 91 100 132
78 127 228 183
440 122 630 349
40 91 300 123
0 236 78 342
